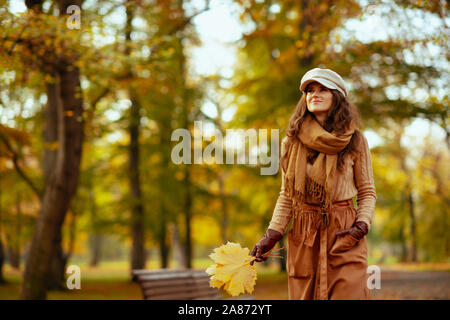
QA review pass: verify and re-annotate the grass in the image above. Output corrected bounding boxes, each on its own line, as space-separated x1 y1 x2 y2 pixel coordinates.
1 259 448 300
0 262 141 300
0 259 284 300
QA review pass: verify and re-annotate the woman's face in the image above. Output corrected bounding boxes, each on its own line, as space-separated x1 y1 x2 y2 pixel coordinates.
305 82 333 119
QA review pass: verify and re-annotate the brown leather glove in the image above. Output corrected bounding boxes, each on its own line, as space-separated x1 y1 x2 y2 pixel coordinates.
335 221 369 241
250 229 283 266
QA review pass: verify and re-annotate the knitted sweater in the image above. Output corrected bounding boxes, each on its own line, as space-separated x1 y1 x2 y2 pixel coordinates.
268 133 377 234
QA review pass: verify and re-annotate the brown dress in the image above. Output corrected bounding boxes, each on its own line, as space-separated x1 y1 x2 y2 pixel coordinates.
268 135 376 300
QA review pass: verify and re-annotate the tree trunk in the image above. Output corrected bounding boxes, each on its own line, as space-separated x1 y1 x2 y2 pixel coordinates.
183 165 192 269
89 235 102 267
399 147 417 262
0 239 5 284
20 61 84 299
46 229 67 291
42 81 59 182
394 126 418 263
407 190 417 262
14 195 22 269
426 152 450 259
40 78 66 290
176 8 193 269
5 194 23 270
158 164 170 268
89 187 102 267
125 1 146 275
46 206 77 291
399 225 408 262
8 187 23 270
298 1 314 67
159 116 171 269
159 211 169 268
170 223 186 269
129 97 145 272
7 248 20 270
219 172 229 244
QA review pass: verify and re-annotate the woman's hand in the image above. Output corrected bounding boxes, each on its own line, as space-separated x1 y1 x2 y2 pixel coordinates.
335 221 368 241
250 229 283 266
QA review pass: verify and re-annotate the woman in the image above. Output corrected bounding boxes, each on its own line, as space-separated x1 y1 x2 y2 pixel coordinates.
250 67 377 300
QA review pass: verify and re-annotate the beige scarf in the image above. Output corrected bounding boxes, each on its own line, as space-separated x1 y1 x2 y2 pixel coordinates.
282 113 355 212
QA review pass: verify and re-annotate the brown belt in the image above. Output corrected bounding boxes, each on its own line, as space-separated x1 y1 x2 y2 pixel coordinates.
303 198 353 208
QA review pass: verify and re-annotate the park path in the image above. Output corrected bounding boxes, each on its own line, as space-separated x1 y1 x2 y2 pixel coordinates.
369 268 449 300
254 267 450 300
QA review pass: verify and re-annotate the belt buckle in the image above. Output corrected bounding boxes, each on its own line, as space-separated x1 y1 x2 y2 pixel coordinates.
320 202 329 228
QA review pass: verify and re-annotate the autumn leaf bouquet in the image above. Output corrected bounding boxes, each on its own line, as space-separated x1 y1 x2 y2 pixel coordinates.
206 242 282 297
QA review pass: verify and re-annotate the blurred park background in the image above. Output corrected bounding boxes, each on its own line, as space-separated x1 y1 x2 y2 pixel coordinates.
0 0 448 300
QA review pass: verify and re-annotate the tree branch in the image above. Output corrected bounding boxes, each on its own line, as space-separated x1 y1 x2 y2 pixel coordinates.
0 133 43 199
148 4 211 57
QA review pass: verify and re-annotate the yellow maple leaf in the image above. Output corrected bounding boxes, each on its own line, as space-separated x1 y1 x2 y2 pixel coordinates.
205 242 257 297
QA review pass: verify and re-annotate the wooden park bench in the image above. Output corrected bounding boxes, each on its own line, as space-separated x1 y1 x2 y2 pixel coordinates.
132 269 255 300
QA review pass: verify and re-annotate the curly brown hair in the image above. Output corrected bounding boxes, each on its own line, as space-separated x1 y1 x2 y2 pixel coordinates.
281 83 364 174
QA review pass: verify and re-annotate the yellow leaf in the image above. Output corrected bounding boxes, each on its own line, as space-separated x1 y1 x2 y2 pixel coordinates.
206 242 257 297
